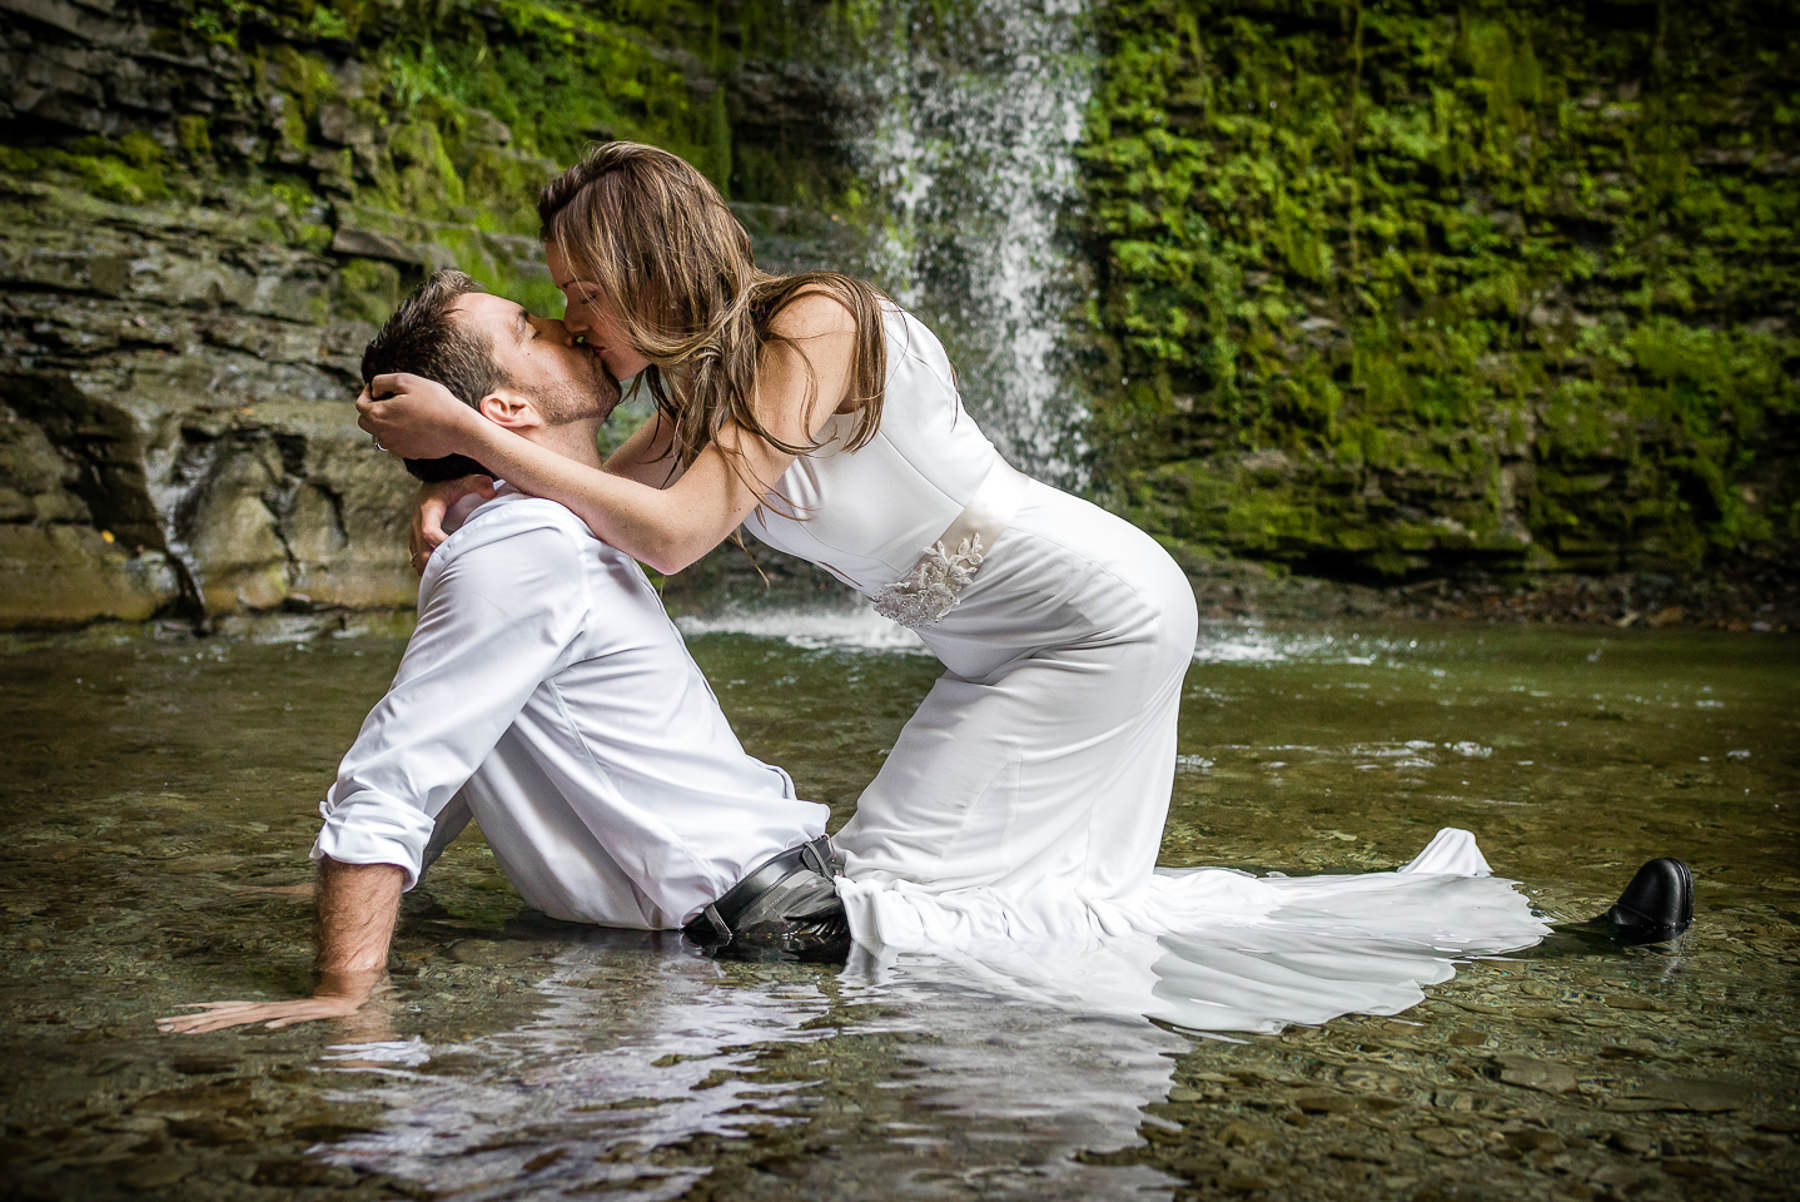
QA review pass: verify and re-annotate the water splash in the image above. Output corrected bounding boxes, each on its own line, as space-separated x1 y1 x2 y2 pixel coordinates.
676 603 926 653
676 608 1449 665
851 0 1098 487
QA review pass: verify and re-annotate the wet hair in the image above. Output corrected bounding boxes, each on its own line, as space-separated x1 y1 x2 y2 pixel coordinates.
538 141 890 497
360 269 499 483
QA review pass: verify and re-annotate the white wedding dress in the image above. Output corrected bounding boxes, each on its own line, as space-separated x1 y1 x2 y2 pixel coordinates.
746 306 1548 1029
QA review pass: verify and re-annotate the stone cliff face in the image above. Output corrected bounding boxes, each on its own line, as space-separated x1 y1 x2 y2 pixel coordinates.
0 0 866 627
2 177 403 624
1 0 1793 630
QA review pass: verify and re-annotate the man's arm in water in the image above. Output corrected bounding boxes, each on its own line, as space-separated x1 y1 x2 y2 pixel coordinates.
157 858 403 1035
159 523 585 1036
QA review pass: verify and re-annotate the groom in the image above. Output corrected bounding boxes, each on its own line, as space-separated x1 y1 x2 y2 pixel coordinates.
161 271 848 1035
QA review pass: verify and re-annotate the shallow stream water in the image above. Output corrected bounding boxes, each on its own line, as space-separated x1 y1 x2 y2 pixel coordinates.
2 614 1796 1199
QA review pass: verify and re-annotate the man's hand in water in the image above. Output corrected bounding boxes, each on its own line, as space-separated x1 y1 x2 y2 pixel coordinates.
157 969 383 1034
158 859 404 1036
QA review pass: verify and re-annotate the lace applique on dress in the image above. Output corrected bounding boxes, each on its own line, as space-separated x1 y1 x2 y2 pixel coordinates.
870 534 985 628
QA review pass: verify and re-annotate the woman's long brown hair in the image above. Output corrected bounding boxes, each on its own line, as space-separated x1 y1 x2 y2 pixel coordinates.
538 142 890 498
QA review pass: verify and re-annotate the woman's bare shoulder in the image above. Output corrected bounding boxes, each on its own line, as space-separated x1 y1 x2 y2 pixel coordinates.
767 287 860 341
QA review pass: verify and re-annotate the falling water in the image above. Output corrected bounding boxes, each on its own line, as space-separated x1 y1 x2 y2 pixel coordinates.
141 429 220 630
851 0 1097 488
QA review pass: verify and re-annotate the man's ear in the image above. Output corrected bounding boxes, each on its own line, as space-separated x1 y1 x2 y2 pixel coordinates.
478 391 539 429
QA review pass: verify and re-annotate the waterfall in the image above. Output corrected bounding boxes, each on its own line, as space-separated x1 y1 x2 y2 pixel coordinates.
142 431 221 631
851 0 1097 489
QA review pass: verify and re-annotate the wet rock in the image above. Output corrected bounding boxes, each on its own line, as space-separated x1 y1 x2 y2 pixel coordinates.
316 102 377 148
1430 1089 1478 1111
1414 1126 1478 1157
1586 1164 1656 1194
1502 1127 1562 1153
447 939 535 966
1598 1038 1659 1059
329 225 436 266
0 525 181 626
1219 1171 1275 1193
0 184 423 628
1216 1121 1279 1148
132 1080 253 1114
122 1154 197 1190
170 1054 238 1076
1492 1055 1580 1095
1605 1076 1750 1113
1327 1145 1391 1165
163 855 245 875
522 1147 568 1173
250 1158 335 1186
1659 1155 1729 1179
167 1116 255 1145
1336 1068 1405 1095
1293 1092 1358 1115
1603 994 1663 1012
288 1114 379 1142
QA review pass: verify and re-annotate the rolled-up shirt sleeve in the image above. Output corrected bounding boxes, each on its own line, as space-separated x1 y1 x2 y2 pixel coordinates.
311 519 588 888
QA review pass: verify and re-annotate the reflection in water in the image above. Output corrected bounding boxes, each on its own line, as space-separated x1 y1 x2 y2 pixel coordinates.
317 937 1184 1199
318 831 1548 1198
850 830 1550 1034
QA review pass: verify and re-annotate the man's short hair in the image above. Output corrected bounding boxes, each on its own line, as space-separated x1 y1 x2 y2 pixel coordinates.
361 269 500 483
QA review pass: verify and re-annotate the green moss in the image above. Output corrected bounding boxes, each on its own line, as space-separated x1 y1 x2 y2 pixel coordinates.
268 44 337 114
175 115 213 158
431 224 562 315
4 136 179 205
383 119 466 209
263 175 331 251
1082 0 1799 579
184 0 249 46
332 258 405 325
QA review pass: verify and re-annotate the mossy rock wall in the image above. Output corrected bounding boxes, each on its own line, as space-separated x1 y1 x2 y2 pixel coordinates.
1 0 1794 629
1080 0 1798 584
0 0 866 626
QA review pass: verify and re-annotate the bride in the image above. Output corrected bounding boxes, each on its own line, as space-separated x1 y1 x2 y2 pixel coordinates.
357 142 1684 995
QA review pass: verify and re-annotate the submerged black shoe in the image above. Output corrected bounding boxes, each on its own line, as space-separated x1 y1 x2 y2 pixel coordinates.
1596 857 1693 944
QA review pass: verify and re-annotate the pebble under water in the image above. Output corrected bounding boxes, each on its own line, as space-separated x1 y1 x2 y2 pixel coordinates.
1 614 1796 1200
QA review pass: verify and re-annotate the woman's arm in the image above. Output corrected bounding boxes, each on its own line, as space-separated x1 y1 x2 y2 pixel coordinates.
407 408 674 573
403 411 672 573
365 293 859 574
602 410 684 487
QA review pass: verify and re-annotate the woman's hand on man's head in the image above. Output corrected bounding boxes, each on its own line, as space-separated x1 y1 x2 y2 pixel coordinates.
356 372 479 459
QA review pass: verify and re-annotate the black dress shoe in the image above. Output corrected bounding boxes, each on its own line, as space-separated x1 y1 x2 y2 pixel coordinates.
1595 858 1694 944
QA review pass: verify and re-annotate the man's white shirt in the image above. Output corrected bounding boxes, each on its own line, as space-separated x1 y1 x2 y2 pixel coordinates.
311 486 828 928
